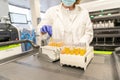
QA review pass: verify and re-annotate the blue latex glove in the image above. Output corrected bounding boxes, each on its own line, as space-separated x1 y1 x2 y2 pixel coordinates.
40 25 52 36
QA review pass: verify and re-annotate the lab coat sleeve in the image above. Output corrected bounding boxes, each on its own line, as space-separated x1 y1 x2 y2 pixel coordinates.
37 8 54 33
37 8 53 45
79 11 93 46
38 8 53 29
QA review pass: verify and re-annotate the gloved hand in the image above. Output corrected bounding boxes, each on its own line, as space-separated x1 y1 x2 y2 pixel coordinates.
40 25 52 36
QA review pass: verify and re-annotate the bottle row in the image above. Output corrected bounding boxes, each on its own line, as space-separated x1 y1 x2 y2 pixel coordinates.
61 47 86 56
48 41 86 56
92 20 114 29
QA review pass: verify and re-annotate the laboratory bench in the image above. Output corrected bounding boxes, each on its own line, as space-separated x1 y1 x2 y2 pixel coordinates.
0 53 119 80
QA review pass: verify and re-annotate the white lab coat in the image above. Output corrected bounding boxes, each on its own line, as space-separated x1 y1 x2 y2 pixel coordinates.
38 4 93 46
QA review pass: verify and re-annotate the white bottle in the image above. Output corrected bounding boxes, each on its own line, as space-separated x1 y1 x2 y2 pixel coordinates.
96 22 100 28
108 20 111 28
101 21 104 28
95 22 97 29
103 21 106 28
111 20 114 28
104 21 109 28
99 21 102 28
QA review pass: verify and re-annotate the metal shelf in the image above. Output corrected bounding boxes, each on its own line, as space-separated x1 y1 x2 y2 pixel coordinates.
94 34 120 37
90 8 120 50
92 14 120 21
92 27 120 50
94 44 120 47
94 27 120 30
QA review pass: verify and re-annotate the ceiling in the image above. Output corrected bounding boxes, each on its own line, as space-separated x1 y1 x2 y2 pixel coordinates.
8 0 97 11
8 0 30 9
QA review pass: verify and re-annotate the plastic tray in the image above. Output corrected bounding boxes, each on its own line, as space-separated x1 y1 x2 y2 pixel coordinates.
41 46 61 62
60 46 94 70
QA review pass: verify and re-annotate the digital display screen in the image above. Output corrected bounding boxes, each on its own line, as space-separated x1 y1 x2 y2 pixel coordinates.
9 12 27 24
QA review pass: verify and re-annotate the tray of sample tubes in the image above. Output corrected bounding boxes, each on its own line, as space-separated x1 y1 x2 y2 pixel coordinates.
60 45 94 70
41 39 64 62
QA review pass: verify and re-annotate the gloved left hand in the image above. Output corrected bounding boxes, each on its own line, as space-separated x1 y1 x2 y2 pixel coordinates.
40 25 52 36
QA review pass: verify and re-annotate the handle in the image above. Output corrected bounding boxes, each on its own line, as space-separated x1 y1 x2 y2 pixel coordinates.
0 39 39 48
0 40 40 65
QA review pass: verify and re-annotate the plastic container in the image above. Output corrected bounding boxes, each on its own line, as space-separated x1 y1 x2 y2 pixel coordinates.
48 38 64 47
60 46 94 70
41 46 61 62
41 38 64 62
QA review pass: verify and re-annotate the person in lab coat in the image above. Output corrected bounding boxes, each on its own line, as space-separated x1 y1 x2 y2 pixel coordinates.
39 0 93 46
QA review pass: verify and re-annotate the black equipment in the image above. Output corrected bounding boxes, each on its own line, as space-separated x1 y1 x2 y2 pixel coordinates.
0 23 19 42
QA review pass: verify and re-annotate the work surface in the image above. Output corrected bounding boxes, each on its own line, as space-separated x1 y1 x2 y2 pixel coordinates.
0 54 119 80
